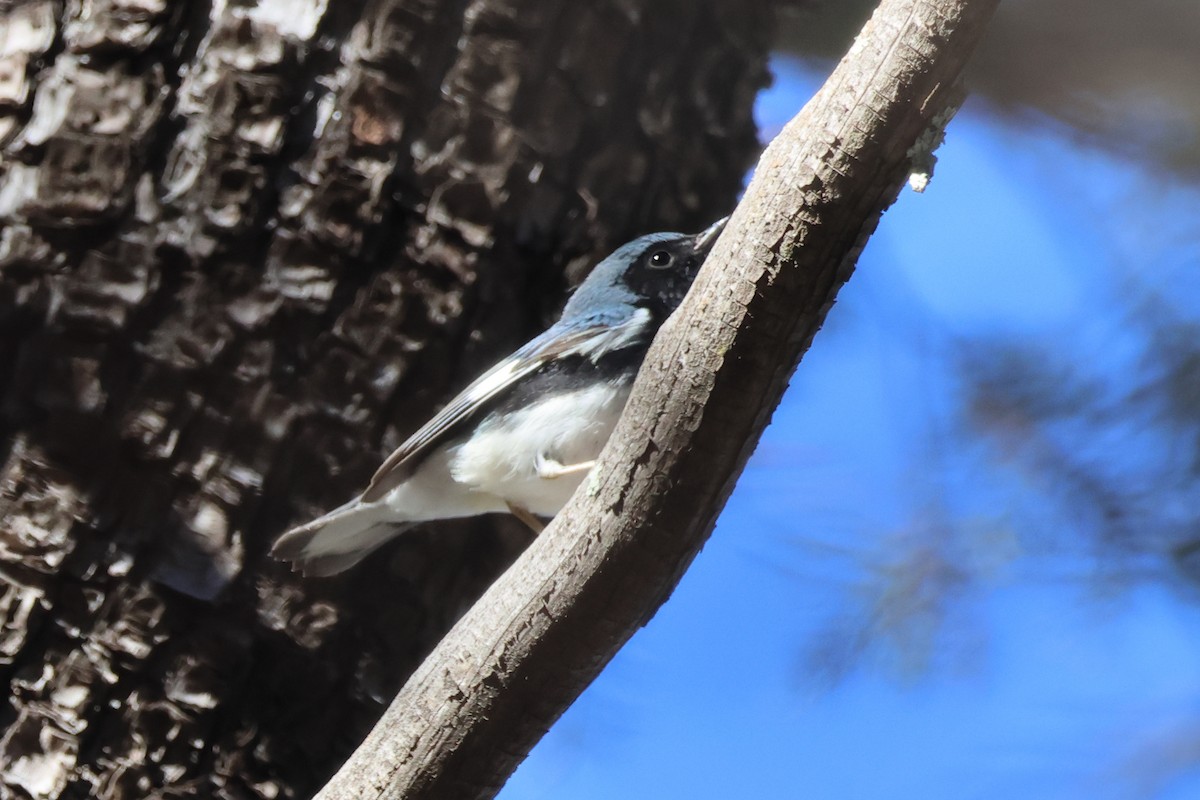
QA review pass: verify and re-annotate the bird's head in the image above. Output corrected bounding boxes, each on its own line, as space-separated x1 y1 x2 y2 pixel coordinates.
564 217 729 321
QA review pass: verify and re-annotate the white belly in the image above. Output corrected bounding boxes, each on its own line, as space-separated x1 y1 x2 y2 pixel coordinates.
380 446 508 521
449 380 631 516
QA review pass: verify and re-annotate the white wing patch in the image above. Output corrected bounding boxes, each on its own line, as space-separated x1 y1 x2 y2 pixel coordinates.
462 357 522 405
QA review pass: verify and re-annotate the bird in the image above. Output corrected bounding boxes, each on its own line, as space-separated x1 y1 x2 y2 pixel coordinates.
271 217 728 576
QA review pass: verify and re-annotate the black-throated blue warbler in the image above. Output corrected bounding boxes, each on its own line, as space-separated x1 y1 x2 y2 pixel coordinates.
272 217 727 575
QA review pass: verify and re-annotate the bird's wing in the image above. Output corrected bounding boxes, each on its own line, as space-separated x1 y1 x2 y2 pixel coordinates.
361 307 652 501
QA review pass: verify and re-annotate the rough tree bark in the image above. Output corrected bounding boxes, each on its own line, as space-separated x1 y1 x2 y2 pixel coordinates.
314 0 999 798
0 1 768 798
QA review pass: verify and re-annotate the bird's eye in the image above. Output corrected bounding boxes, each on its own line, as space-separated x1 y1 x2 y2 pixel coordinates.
649 250 674 268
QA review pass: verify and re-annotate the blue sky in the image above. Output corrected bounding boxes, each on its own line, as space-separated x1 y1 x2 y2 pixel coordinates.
500 57 1200 800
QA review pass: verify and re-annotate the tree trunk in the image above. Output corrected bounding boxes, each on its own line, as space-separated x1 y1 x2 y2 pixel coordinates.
0 1 768 797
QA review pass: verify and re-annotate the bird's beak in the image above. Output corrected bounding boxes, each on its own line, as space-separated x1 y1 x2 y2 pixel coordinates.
694 215 729 255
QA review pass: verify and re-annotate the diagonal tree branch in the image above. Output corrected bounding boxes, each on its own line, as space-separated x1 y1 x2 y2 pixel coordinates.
316 0 999 797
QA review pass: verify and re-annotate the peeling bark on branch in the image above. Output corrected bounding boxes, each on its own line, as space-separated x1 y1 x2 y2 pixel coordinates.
314 0 1000 798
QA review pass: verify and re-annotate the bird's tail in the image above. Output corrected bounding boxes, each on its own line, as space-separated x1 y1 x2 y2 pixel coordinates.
270 497 411 577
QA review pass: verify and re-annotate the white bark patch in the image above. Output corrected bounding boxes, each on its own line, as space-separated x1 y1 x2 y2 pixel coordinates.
248 0 331 41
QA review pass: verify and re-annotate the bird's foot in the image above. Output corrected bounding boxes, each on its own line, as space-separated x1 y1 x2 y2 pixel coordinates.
535 454 596 480
506 502 545 534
